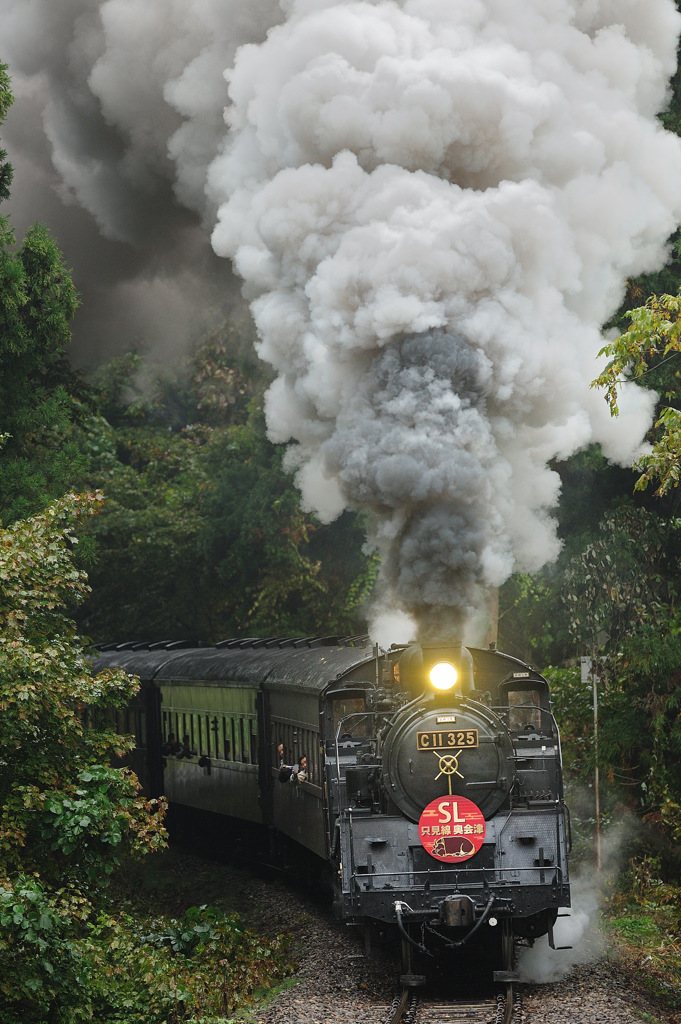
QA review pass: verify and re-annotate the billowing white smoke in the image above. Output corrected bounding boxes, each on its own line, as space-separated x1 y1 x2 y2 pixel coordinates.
209 0 681 638
2 0 681 637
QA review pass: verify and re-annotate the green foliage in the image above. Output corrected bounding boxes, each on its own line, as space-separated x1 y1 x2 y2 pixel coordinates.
543 666 593 777
73 413 212 639
72 355 375 641
498 573 557 665
497 445 643 668
563 505 681 652
556 506 681 823
190 329 254 426
546 663 644 801
0 63 13 203
606 859 681 1010
593 292 681 495
197 413 374 638
0 480 294 1024
75 905 292 1024
0 62 89 526
37 764 162 880
0 490 170 1019
0 84 86 524
0 877 93 1022
0 882 293 1024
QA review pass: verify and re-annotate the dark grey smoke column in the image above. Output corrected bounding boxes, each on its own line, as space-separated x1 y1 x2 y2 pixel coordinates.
325 329 491 639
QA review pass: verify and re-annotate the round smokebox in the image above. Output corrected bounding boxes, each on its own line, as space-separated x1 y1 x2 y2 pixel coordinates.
381 698 514 821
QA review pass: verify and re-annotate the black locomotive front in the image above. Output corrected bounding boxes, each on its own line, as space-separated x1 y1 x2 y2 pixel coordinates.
327 640 570 971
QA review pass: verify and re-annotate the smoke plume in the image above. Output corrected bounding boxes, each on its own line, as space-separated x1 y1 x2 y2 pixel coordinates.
2 0 681 637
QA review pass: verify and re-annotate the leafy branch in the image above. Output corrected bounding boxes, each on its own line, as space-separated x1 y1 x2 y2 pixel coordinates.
593 293 681 495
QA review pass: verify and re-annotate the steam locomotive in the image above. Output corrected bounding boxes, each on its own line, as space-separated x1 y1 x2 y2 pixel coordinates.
93 636 570 985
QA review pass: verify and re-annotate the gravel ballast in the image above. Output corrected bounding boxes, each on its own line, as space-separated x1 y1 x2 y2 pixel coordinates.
233 871 677 1024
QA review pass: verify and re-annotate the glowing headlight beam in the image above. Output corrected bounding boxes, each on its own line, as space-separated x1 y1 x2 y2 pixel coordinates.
429 662 458 691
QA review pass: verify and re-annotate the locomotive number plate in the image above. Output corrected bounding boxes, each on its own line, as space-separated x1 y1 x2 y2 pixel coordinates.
416 730 478 750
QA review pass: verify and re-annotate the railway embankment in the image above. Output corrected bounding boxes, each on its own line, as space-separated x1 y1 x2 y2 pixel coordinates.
111 849 681 1024
602 876 681 1020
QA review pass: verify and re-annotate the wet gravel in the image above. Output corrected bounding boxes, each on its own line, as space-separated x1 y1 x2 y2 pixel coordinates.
522 961 675 1023
235 871 678 1024
239 872 397 1024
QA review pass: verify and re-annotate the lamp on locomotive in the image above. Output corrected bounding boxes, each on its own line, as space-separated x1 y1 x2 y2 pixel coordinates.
398 641 474 699
429 661 457 690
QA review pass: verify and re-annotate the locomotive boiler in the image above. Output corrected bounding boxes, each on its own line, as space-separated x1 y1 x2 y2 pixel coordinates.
94 636 570 985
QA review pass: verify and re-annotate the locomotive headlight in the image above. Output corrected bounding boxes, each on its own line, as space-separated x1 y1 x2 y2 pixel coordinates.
429 662 458 691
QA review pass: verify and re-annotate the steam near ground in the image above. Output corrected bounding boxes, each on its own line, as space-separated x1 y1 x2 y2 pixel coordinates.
3 0 681 638
518 818 634 983
518 873 604 983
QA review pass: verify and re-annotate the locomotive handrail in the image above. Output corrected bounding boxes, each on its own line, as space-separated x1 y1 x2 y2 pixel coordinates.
333 710 381 782
564 799 573 853
489 701 559 739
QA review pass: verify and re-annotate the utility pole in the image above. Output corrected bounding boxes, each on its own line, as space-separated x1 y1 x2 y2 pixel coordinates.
581 655 602 870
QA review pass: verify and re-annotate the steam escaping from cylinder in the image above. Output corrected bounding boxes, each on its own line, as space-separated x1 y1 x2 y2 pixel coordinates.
3 0 681 637
518 818 634 983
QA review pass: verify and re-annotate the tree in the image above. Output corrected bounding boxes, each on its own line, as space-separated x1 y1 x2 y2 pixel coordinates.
0 484 293 1023
0 489 167 1019
594 292 681 496
554 502 681 868
0 63 12 203
71 349 376 643
0 63 86 525
198 412 377 638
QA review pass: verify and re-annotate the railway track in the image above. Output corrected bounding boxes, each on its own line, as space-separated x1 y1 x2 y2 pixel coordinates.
385 988 521 1024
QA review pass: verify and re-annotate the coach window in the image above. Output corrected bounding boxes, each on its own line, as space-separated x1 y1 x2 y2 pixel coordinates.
163 710 182 745
232 718 241 763
294 727 316 783
273 727 293 769
222 718 231 760
240 718 249 763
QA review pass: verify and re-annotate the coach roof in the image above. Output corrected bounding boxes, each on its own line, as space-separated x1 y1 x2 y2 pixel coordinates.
92 637 377 694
